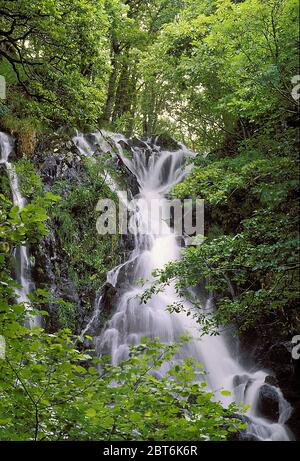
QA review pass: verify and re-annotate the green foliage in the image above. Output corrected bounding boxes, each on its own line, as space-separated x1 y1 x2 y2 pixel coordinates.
0 333 243 441
0 0 111 129
1 0 298 139
55 298 77 330
139 0 299 148
175 156 297 204
100 0 185 135
15 160 44 200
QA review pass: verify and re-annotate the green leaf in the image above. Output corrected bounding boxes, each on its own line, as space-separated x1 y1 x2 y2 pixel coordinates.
85 408 97 418
220 390 231 397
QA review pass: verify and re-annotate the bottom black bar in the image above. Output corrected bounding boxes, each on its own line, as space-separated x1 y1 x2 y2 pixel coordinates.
0 441 297 458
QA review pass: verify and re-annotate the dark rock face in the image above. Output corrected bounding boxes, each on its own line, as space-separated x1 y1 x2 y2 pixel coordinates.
240 330 300 440
113 153 140 197
233 433 260 442
85 133 100 148
0 163 6 176
264 342 300 438
37 151 86 186
101 283 117 313
227 414 260 441
33 134 86 186
151 134 182 152
268 341 293 364
80 282 118 338
233 374 253 390
257 384 280 422
127 137 150 151
31 225 82 332
265 375 279 387
30 136 89 331
229 431 260 442
287 401 300 440
120 233 136 257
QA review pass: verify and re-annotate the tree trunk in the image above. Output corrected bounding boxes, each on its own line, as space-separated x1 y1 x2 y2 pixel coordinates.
101 54 119 124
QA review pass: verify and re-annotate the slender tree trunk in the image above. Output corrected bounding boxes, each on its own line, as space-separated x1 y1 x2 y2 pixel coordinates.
112 64 131 120
101 55 119 124
112 61 138 137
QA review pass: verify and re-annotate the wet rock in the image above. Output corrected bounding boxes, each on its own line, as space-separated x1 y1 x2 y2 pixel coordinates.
233 374 253 388
33 135 87 186
101 283 117 312
264 342 296 392
119 139 131 151
113 152 140 196
257 384 280 422
65 140 74 150
85 133 99 146
227 414 260 441
239 329 300 440
267 342 293 364
287 402 300 441
187 394 197 404
31 219 83 333
152 133 182 152
230 433 260 442
176 236 186 248
38 151 86 186
120 233 137 255
265 375 279 387
127 137 149 150
40 156 58 183
127 137 159 168
114 258 137 289
59 277 80 305
80 282 118 337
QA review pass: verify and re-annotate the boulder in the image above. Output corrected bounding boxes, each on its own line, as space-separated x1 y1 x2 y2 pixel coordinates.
151 133 182 152
39 151 86 186
257 384 280 422
227 414 260 441
114 152 140 196
267 342 293 364
228 432 260 442
264 375 279 387
101 282 117 312
128 137 149 150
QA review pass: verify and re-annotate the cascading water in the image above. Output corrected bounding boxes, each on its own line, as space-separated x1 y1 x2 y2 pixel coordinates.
0 132 40 328
74 131 293 441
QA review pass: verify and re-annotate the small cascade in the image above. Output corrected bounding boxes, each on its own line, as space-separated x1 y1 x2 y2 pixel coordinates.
0 132 41 328
74 131 294 441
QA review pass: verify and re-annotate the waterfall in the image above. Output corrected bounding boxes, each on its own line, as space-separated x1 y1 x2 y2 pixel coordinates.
0 132 40 328
75 131 293 441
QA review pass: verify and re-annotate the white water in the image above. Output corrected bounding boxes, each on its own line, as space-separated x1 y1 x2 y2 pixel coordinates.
75 131 293 441
0 132 40 328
